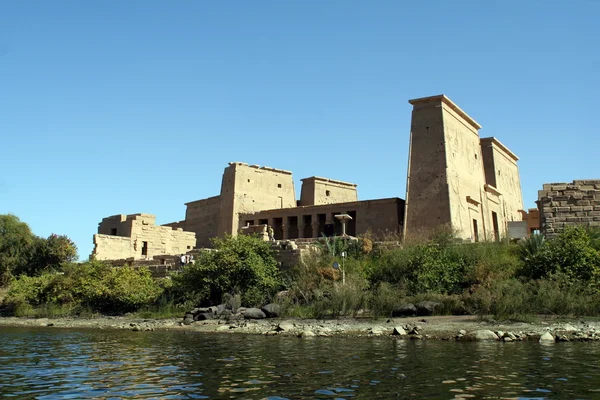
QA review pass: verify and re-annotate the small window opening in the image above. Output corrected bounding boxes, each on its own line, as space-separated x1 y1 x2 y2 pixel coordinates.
141 241 148 256
187 245 191 249
472 220 479 242
110 228 117 236
277 183 282 188
326 190 331 196
474 153 478 160
248 179 250 183
498 170 501 175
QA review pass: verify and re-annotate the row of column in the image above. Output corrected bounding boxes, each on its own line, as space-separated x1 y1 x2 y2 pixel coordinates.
266 214 338 240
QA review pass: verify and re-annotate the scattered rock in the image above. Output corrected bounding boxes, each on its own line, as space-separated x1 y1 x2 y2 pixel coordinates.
459 329 466 336
194 313 213 321
298 330 315 338
392 303 417 317
471 330 499 341
261 303 281 318
243 308 267 319
276 322 295 332
183 317 193 325
561 324 577 332
392 326 407 336
217 325 232 331
539 332 556 343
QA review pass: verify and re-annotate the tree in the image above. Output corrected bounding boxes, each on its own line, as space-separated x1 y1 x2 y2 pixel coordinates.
0 214 35 284
172 234 281 307
0 214 78 284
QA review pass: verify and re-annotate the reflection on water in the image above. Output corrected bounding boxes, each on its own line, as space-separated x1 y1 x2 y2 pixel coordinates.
1 327 599 399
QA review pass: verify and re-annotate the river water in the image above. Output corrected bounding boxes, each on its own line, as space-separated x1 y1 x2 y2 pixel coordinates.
1 327 599 399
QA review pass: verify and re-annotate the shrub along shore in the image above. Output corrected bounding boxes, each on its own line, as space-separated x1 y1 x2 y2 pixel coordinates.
2 213 600 326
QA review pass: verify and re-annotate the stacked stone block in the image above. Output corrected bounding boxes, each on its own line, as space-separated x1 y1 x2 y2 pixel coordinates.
537 180 600 237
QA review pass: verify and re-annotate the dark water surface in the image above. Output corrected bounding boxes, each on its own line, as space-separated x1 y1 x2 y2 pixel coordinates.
1 327 599 399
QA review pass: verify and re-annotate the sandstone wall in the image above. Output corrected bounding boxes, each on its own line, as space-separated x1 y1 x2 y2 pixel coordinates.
404 96 452 236
299 177 358 206
217 162 296 237
480 137 523 223
441 99 488 241
538 180 600 237
92 213 196 261
405 95 524 242
184 196 221 247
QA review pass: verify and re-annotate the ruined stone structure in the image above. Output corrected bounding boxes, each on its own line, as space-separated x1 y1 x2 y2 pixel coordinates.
92 213 196 261
94 93 526 260
165 162 404 245
404 95 524 241
537 180 600 237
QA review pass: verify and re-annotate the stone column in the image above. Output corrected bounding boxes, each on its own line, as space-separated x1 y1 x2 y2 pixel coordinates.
311 219 320 239
297 217 305 239
281 223 288 240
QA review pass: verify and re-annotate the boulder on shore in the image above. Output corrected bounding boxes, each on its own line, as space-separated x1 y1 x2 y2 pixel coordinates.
261 303 281 318
415 301 441 316
470 330 499 341
539 332 556 343
392 303 417 317
243 308 266 319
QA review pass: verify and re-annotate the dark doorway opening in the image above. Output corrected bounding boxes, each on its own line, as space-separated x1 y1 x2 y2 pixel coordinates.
273 217 283 240
492 212 499 241
288 216 299 239
141 241 148 256
303 215 312 238
472 219 479 242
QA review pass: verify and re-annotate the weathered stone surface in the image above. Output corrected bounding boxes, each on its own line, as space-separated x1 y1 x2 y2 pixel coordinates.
539 332 556 343
277 322 295 332
194 313 213 321
243 308 267 319
392 303 417 317
298 330 315 338
392 326 407 336
415 301 441 316
261 303 281 318
471 330 499 341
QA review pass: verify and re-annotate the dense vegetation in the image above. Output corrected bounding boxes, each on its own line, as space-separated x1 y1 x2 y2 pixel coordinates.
2 212 600 321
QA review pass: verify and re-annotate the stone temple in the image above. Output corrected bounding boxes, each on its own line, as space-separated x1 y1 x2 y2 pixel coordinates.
92 94 526 261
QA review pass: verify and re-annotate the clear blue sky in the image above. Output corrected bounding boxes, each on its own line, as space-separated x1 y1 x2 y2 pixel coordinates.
1 1 598 259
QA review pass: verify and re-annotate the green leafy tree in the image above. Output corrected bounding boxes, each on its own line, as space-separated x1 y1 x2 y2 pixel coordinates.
172 234 281 307
0 215 78 283
0 214 35 284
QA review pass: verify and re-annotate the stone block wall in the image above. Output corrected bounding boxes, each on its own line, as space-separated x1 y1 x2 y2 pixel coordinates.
537 180 600 237
92 213 196 261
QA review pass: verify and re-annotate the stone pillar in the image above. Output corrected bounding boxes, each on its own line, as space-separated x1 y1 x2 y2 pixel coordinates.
311 220 320 239
297 218 305 239
281 223 289 240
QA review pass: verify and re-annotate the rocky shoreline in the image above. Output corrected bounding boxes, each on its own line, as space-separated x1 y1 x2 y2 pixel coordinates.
2 314 600 343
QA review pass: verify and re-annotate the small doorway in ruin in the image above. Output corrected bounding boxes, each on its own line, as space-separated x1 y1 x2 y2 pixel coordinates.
287 216 299 239
273 217 283 240
317 214 327 237
492 212 500 241
303 215 312 238
472 219 479 242
141 241 148 256
347 210 357 236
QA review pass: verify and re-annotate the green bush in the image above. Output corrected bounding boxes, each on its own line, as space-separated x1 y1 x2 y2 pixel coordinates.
3 261 164 314
171 234 281 307
519 227 600 283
